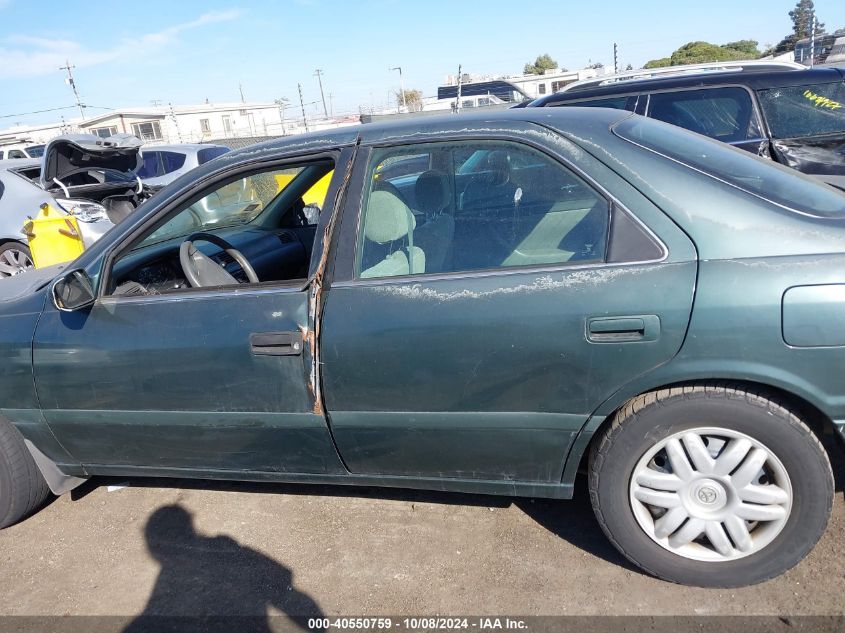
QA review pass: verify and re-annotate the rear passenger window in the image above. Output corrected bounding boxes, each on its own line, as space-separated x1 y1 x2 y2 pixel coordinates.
357 141 609 279
647 87 759 143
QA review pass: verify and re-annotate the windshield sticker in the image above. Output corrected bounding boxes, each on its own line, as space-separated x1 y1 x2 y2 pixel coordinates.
802 89 843 110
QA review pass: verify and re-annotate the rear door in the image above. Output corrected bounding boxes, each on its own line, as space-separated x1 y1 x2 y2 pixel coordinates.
319 125 697 484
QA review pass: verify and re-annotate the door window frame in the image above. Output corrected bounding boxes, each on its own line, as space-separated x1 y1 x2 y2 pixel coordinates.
96 147 354 303
331 133 666 286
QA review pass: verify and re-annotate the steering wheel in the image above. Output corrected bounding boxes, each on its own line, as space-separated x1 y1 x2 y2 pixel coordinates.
179 232 259 288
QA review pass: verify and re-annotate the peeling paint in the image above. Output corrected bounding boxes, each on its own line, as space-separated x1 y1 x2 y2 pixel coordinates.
371 267 657 302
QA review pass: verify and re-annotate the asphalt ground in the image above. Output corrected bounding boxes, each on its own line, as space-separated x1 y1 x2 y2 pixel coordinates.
0 436 842 632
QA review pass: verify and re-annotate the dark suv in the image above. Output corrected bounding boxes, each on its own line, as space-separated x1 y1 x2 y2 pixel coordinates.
528 62 845 189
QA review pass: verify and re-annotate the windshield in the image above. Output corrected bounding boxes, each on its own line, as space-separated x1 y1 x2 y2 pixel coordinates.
25 145 44 158
757 81 845 139
614 116 845 218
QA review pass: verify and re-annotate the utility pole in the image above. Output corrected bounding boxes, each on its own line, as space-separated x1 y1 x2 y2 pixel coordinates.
275 97 289 135
809 14 817 67
168 102 182 143
298 83 309 132
239 83 246 103
456 64 463 112
314 69 328 117
59 60 85 120
390 66 406 113
613 43 619 74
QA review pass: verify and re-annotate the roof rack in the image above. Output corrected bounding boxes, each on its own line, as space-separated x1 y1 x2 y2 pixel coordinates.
557 60 806 94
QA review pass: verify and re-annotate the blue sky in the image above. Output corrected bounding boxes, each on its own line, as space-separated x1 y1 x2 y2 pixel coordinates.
1 0 844 126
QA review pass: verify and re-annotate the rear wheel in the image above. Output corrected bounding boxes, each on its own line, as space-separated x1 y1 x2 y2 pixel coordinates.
0 242 34 278
589 384 833 587
0 418 50 528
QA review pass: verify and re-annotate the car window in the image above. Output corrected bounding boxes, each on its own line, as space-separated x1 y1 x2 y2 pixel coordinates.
26 145 44 158
647 87 758 143
197 147 229 164
757 81 845 139
159 151 187 174
357 141 609 279
615 115 845 218
137 167 305 248
7 150 25 159
137 152 162 178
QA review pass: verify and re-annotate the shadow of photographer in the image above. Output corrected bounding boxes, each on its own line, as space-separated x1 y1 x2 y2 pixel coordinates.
124 504 323 633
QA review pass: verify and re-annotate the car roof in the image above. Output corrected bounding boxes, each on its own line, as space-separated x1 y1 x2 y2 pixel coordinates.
222 106 633 161
0 158 40 171
140 143 228 153
529 66 845 106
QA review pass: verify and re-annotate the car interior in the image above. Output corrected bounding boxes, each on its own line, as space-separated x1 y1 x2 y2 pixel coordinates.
108 160 335 296
358 144 610 278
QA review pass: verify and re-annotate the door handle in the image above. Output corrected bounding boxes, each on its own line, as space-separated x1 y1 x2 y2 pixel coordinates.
587 315 660 343
250 331 303 356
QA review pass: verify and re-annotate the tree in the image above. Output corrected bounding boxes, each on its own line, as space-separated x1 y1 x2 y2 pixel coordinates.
774 0 825 54
586 61 604 69
524 54 560 75
644 40 760 68
395 88 423 112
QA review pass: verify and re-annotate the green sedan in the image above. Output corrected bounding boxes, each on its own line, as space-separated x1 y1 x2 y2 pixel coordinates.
0 107 843 587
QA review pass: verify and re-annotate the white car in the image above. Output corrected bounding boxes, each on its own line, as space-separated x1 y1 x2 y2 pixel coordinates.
0 144 45 160
137 143 229 187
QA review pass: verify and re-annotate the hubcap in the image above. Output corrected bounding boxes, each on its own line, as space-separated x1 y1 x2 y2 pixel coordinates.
629 427 792 562
0 248 34 277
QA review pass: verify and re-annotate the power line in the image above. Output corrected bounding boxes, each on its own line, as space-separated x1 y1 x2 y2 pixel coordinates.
0 105 79 119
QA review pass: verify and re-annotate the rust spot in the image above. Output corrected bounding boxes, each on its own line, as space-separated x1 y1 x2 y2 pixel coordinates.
306 150 356 418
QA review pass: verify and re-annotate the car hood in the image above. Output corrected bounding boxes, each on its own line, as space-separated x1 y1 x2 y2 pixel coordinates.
0 263 66 300
40 133 142 189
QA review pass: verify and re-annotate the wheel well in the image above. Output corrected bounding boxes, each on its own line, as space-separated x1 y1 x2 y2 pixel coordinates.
0 238 27 248
576 379 839 475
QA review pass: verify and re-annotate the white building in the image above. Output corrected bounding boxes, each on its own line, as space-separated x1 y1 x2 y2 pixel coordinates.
0 102 359 148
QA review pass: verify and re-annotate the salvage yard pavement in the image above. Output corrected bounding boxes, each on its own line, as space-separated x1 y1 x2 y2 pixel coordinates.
0 438 842 626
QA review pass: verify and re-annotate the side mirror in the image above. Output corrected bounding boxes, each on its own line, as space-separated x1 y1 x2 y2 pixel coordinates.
52 269 95 312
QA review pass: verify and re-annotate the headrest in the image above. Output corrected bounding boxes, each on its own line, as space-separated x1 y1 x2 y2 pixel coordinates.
364 190 416 244
414 169 450 215
486 150 511 186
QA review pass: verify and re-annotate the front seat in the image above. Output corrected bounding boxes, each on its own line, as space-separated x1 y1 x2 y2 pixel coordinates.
413 170 455 274
360 190 426 279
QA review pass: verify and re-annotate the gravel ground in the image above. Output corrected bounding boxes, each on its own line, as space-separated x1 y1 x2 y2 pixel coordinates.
0 438 842 626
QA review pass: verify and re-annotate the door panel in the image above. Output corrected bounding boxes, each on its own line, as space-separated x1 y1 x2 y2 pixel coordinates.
34 289 345 472
322 261 696 481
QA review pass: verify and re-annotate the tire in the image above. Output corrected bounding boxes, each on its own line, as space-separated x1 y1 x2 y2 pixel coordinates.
0 242 34 278
0 417 50 529
588 383 834 587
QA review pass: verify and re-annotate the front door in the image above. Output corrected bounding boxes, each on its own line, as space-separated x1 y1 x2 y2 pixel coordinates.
33 155 350 474
320 131 697 483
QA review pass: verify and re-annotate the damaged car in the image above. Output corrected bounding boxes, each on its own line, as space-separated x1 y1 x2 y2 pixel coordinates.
1 108 844 588
528 62 845 189
0 133 154 278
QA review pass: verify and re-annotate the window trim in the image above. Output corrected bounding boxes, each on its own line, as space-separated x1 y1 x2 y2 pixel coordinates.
642 84 767 145
344 134 664 285
97 149 350 301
